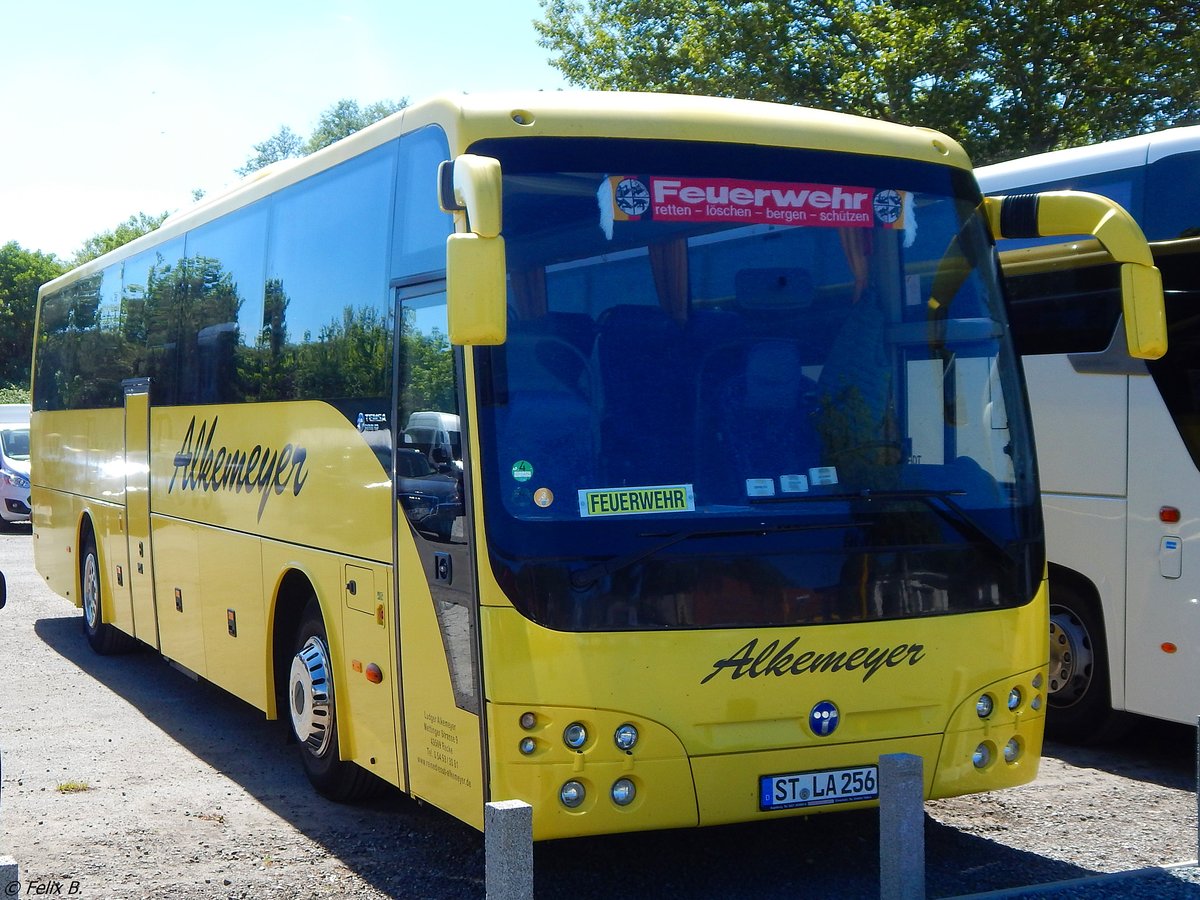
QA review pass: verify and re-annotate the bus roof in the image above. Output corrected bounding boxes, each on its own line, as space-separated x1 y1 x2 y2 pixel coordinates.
40 91 972 297
977 124 1200 192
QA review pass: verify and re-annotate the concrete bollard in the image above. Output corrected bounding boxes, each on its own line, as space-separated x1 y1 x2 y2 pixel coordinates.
485 799 533 900
879 752 925 900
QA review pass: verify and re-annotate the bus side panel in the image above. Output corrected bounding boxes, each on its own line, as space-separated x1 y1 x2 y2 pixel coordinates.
1041 495 1129 709
1022 356 1128 497
198 527 269 711
151 516 207 676
31 409 129 613
398 531 485 830
339 561 403 789
1124 374 1200 723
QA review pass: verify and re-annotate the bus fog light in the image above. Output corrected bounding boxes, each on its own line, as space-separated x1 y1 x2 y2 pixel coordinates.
519 737 536 755
614 723 639 751
1007 687 1022 711
611 778 636 806
1004 738 1021 763
1031 695 1043 711
519 712 537 730
563 722 588 750
1032 673 1044 690
972 743 992 768
976 694 994 718
560 780 585 808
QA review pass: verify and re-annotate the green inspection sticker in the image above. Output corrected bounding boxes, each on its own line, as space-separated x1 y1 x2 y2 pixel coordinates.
578 484 696 517
512 460 534 482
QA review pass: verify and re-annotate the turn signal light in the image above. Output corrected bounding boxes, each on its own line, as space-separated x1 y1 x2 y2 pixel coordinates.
1160 506 1182 524
365 663 383 684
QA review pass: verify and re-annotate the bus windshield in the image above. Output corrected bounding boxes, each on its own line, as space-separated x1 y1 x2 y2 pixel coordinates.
473 137 1042 632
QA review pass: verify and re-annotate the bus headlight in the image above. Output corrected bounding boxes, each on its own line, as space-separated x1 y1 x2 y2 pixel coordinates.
614 723 639 752
560 780 586 808
1003 737 1022 763
563 722 588 750
972 743 992 769
611 778 636 806
975 694 994 718
1007 687 1022 711
519 737 536 756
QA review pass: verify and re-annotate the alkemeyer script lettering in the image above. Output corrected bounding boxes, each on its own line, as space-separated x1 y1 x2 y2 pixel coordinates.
168 416 309 520
701 637 926 685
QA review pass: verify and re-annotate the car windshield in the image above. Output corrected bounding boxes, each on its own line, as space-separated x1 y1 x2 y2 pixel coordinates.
471 137 1042 632
0 428 30 460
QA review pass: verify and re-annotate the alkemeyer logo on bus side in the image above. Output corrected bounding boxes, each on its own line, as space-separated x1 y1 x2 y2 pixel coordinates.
608 176 905 229
168 416 310 521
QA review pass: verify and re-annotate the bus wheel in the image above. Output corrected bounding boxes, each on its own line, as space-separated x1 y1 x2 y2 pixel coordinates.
1047 589 1129 743
81 533 135 655
288 598 377 801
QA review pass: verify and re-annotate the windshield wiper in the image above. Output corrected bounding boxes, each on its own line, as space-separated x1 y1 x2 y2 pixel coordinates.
569 520 854 590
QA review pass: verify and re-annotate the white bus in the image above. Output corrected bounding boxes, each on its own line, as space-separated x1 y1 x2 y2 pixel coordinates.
978 127 1200 740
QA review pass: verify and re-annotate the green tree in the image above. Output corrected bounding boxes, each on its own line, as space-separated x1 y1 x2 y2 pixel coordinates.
536 0 1200 163
73 212 169 267
235 126 305 177
0 241 66 391
237 97 409 176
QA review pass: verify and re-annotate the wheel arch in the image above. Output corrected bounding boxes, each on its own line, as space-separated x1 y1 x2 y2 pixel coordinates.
269 567 321 720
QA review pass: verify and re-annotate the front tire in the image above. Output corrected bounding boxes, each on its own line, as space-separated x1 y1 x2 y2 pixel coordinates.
288 597 377 801
81 532 136 655
1047 586 1129 743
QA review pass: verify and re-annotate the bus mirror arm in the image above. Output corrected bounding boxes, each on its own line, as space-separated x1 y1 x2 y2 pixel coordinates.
440 155 507 346
984 192 1167 360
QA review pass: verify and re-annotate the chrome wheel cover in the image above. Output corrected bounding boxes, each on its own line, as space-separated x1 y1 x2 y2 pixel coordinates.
82 552 100 630
289 635 334 758
1048 608 1094 706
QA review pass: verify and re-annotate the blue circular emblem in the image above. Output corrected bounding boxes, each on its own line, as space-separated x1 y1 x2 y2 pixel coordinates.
809 700 840 737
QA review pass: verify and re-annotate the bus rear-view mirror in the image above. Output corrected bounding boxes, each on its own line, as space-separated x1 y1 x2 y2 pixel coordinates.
985 191 1167 360
440 155 507 346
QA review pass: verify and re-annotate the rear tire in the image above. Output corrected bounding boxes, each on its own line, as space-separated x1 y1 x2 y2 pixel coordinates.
1047 586 1130 743
288 597 378 801
81 532 137 655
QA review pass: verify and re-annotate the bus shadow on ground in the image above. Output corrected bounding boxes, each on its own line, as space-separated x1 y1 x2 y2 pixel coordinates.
36 614 1104 899
1045 722 1198 793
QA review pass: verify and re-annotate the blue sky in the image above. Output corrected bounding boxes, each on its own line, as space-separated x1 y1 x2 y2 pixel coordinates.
2 0 569 258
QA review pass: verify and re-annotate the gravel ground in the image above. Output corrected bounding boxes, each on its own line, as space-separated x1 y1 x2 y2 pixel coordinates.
2 524 1198 899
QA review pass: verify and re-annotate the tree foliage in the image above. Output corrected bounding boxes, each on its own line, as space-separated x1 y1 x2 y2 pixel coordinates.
73 212 170 267
237 98 409 176
536 0 1200 163
0 242 66 390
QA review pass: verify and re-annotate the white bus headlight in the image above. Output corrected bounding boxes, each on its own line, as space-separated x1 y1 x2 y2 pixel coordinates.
611 778 636 806
563 722 588 750
614 723 638 751
560 780 585 808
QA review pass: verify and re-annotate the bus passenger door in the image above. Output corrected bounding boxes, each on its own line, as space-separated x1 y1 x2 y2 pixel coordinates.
394 283 486 828
123 378 159 648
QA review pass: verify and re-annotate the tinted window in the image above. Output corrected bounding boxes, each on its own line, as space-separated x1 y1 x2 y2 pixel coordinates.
391 126 454 279
1146 151 1200 240
266 142 396 401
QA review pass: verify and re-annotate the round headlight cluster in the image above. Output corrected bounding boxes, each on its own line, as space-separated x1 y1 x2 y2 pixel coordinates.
560 780 585 808
611 778 636 806
563 722 588 750
975 694 994 718
614 723 639 751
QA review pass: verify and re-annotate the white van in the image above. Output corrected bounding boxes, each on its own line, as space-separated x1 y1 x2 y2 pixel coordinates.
402 411 462 470
0 417 31 527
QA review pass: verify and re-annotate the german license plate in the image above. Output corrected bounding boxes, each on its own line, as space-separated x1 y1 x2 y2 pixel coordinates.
759 765 878 811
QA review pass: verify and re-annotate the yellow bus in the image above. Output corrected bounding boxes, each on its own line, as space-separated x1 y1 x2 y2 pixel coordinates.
30 92 1164 839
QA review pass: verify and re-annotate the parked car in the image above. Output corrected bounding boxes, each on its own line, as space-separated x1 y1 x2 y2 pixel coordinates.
0 423 31 527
